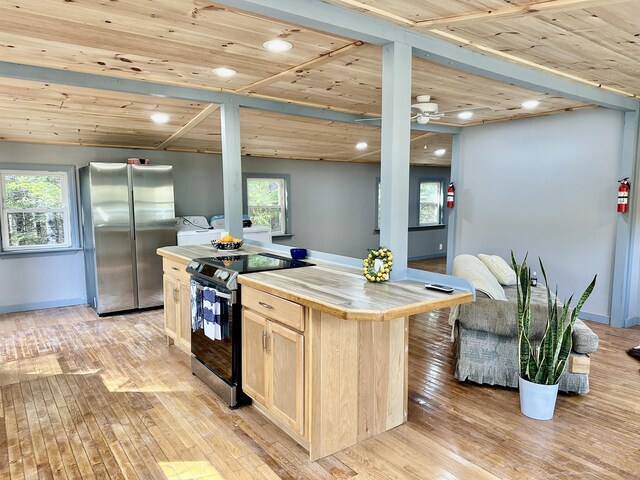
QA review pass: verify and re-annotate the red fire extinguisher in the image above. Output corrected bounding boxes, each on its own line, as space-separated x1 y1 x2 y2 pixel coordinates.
447 182 455 209
618 178 631 213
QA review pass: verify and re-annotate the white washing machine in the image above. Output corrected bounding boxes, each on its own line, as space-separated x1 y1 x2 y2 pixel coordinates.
175 216 272 246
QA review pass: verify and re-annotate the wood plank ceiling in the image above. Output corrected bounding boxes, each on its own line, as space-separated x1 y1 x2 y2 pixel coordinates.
325 0 640 98
0 0 634 164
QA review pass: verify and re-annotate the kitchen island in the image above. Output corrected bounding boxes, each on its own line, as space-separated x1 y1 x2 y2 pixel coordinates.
157 245 472 460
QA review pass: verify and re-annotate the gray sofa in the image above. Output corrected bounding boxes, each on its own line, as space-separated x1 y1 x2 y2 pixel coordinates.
451 255 599 394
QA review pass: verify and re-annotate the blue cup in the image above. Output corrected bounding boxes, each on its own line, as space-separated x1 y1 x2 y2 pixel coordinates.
290 248 308 260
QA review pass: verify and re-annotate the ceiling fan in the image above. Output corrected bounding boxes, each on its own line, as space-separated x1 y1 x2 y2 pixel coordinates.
356 95 494 124
411 95 493 124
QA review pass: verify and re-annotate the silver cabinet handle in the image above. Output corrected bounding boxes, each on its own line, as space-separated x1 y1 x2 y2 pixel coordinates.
262 332 267 351
258 301 273 309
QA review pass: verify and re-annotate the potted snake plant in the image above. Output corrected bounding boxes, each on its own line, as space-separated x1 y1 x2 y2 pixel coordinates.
511 253 596 420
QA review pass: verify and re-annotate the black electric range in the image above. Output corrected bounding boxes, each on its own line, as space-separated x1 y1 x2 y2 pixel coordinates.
186 252 314 408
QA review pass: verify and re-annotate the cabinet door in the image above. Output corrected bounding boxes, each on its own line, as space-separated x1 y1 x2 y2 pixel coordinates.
242 310 268 406
268 321 304 436
162 274 178 340
178 280 192 349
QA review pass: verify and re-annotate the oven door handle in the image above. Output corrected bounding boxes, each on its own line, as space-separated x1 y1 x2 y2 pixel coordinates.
193 283 234 301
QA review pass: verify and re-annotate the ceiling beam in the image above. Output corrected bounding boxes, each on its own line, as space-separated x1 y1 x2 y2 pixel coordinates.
348 132 435 162
155 103 220 150
212 0 638 111
235 41 364 94
0 61 366 124
414 0 631 28
0 61 461 134
351 118 460 134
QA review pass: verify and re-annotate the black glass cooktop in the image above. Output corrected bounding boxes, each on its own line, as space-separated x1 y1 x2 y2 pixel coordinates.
198 253 314 274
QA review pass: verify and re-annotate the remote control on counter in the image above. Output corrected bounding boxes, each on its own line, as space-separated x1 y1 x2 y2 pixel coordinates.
425 283 454 293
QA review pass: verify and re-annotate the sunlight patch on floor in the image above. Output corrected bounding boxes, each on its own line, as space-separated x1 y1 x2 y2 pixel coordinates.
102 375 186 393
158 461 223 480
0 353 62 386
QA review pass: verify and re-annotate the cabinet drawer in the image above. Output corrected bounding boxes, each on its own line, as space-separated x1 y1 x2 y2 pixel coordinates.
243 286 304 332
163 258 189 281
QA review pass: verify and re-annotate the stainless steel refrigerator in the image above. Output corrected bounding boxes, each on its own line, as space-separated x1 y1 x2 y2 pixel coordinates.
80 163 176 314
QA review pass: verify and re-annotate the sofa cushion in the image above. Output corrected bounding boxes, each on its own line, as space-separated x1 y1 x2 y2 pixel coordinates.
478 254 517 286
453 254 507 300
572 319 599 354
458 294 549 338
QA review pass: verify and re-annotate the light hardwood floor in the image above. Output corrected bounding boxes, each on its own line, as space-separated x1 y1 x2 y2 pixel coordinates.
409 257 447 274
0 305 639 479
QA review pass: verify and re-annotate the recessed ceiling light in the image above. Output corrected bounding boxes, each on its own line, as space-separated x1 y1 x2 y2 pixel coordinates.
150 113 170 124
457 111 474 120
263 39 293 52
434 148 447 156
212 67 237 78
522 100 540 109
356 142 368 150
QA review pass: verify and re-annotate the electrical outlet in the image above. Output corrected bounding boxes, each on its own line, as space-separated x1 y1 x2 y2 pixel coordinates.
439 243 443 250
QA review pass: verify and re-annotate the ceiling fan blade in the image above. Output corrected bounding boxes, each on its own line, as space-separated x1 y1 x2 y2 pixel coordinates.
439 106 495 116
354 117 382 122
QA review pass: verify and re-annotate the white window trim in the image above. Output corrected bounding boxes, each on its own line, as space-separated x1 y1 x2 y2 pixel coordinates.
244 175 290 236
418 179 444 227
0 168 74 251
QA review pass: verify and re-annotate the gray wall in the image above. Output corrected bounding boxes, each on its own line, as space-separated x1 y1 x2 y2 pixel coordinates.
0 141 449 312
455 108 624 322
242 157 450 259
0 142 222 313
0 142 224 215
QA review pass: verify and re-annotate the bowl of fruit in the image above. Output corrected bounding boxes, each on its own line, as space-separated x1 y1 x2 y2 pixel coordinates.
211 234 243 251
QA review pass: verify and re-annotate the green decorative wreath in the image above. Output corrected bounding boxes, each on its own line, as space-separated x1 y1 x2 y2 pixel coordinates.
363 247 393 283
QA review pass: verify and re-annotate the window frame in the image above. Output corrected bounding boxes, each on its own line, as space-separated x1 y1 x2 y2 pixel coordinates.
375 176 446 231
417 178 445 227
0 164 80 255
242 173 291 237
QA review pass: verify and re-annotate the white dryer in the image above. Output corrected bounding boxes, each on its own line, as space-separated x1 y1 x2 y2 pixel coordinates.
175 216 272 246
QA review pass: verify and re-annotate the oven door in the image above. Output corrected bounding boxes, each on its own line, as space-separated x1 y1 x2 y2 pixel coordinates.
190 279 237 385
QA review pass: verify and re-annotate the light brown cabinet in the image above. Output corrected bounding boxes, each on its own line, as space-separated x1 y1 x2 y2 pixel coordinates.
269 320 304 435
162 258 191 354
242 288 305 437
163 274 179 336
242 309 268 406
240 283 411 462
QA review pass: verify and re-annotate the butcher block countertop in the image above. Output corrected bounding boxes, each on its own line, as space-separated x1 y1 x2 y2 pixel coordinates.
157 245 472 322
238 265 472 321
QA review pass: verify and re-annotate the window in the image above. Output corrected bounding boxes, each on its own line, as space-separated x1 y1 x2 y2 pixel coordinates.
244 175 290 236
418 180 443 226
0 165 78 252
376 178 445 229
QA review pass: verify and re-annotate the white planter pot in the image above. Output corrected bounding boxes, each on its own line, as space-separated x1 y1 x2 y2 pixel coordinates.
518 377 559 420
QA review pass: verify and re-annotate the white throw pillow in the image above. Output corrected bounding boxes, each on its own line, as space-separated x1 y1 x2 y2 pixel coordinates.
453 254 507 300
478 254 517 286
